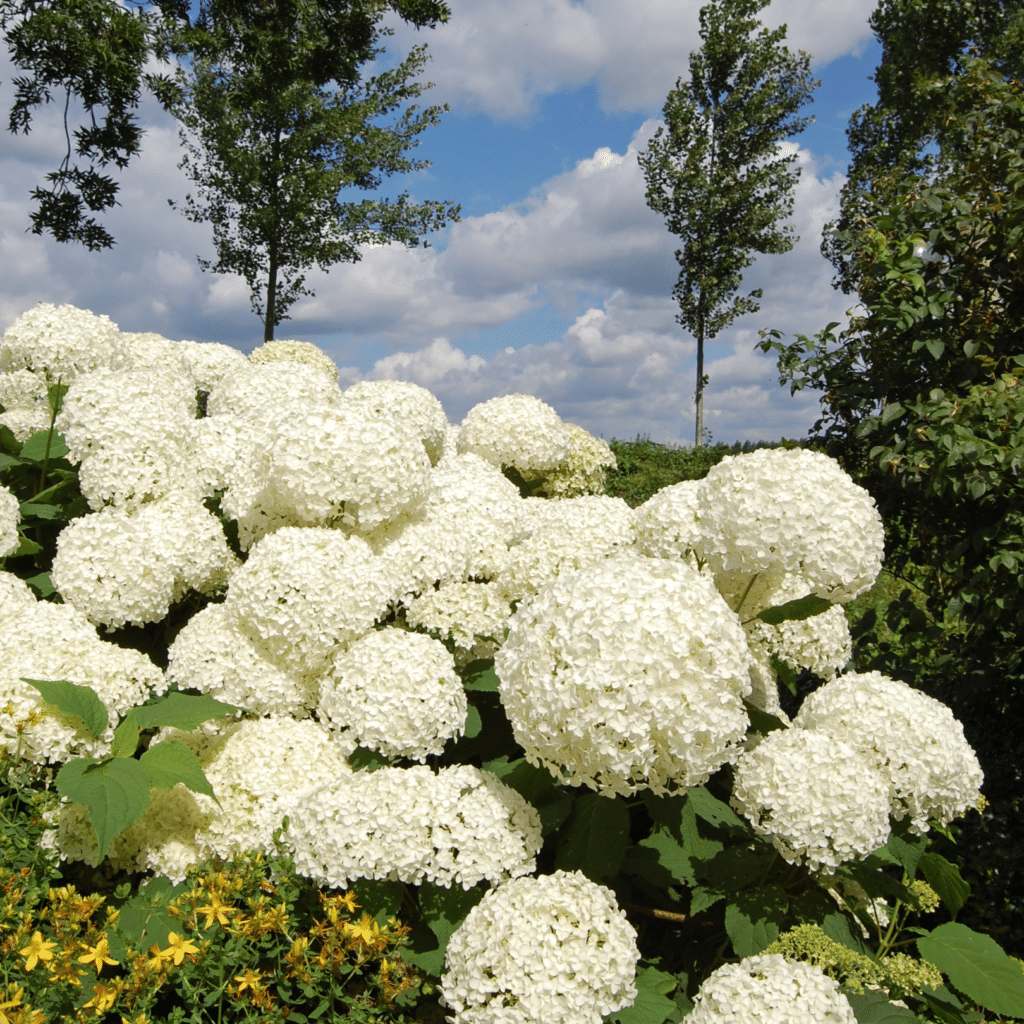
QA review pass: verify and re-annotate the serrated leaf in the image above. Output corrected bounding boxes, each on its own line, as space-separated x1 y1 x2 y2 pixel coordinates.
22 678 109 739
406 881 487 975
756 594 832 625
843 989 919 1022
742 698 787 735
18 501 64 521
481 756 553 806
110 718 140 759
917 922 1024 1017
626 828 697 889
55 757 153 861
770 653 798 695
348 747 390 771
918 853 969 919
916 987 976 1024
349 878 404 927
690 885 726 916
24 571 55 599
121 691 244 732
462 702 482 739
555 793 629 881
11 534 43 557
605 965 680 1024
139 740 222 807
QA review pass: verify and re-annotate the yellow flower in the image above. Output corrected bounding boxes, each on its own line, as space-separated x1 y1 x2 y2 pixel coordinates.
156 932 199 967
196 892 233 930
78 934 119 974
83 978 122 1014
231 967 265 997
343 914 380 945
19 931 57 971
339 891 358 915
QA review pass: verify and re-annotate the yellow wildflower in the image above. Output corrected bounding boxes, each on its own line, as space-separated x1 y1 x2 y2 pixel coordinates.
78 934 119 974
83 978 123 1014
19 931 57 971
231 967 265 997
156 932 199 967
196 892 233 930
344 914 381 945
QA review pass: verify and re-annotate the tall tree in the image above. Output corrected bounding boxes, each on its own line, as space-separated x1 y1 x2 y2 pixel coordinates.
164 0 460 341
0 0 453 251
823 0 1023 293
636 0 818 447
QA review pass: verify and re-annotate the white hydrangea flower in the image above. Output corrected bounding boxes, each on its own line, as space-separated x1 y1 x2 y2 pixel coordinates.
731 726 892 873
206 360 341 420
0 368 51 440
44 716 350 882
342 378 449 466
745 603 852 682
259 401 432 531
697 447 885 606
440 869 639 1024
686 953 857 1024
167 601 319 718
494 495 636 605
318 627 467 761
495 554 753 796
56 366 200 509
225 526 392 677
284 764 542 890
533 423 617 498
440 421 461 460
250 338 339 382
0 570 36 609
404 580 513 665
633 479 703 566
175 338 249 393
0 483 20 558
792 671 984 834
0 302 128 382
119 332 192 379
457 393 571 476
0 600 167 763
51 491 238 628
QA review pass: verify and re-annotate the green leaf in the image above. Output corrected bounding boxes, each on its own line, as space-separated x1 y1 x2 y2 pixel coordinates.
755 594 832 624
18 429 69 462
925 337 945 360
109 718 140 759
11 534 43 557
555 793 629 881
916 987 979 1024
624 828 696 890
18 501 64 521
916 922 1024 1017
742 698 787 736
688 785 745 830
461 660 500 692
769 654 798 696
482 756 554 806
349 879 404 928
843 989 919 1022
404 881 486 976
724 884 788 957
605 965 681 1024
121 690 244 732
348 747 390 771
22 677 109 739
461 701 483 740
139 739 223 807
917 853 969 919
54 756 153 861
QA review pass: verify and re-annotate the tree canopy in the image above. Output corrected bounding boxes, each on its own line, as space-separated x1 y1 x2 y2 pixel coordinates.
0 0 453 250
165 0 461 339
636 0 818 447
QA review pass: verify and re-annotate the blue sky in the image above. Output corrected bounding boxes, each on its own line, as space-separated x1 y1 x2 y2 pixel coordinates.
0 0 883 448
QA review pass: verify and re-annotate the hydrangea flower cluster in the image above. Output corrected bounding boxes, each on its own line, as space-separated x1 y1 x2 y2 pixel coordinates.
0 302 126 382
318 626 467 761
696 447 885 606
343 378 450 466
1 594 167 762
0 367 51 440
686 953 857 1024
793 671 984 833
731 726 892 873
745 601 853 682
43 716 351 883
404 580 513 667
532 422 618 498
50 491 238 628
249 338 340 381
495 554 753 796
0 483 19 557
283 765 543 890
440 870 639 1024
56 365 199 509
632 479 703 566
457 393 571 476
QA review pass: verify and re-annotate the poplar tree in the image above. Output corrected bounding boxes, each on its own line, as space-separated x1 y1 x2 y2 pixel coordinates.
165 0 460 341
636 0 818 447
